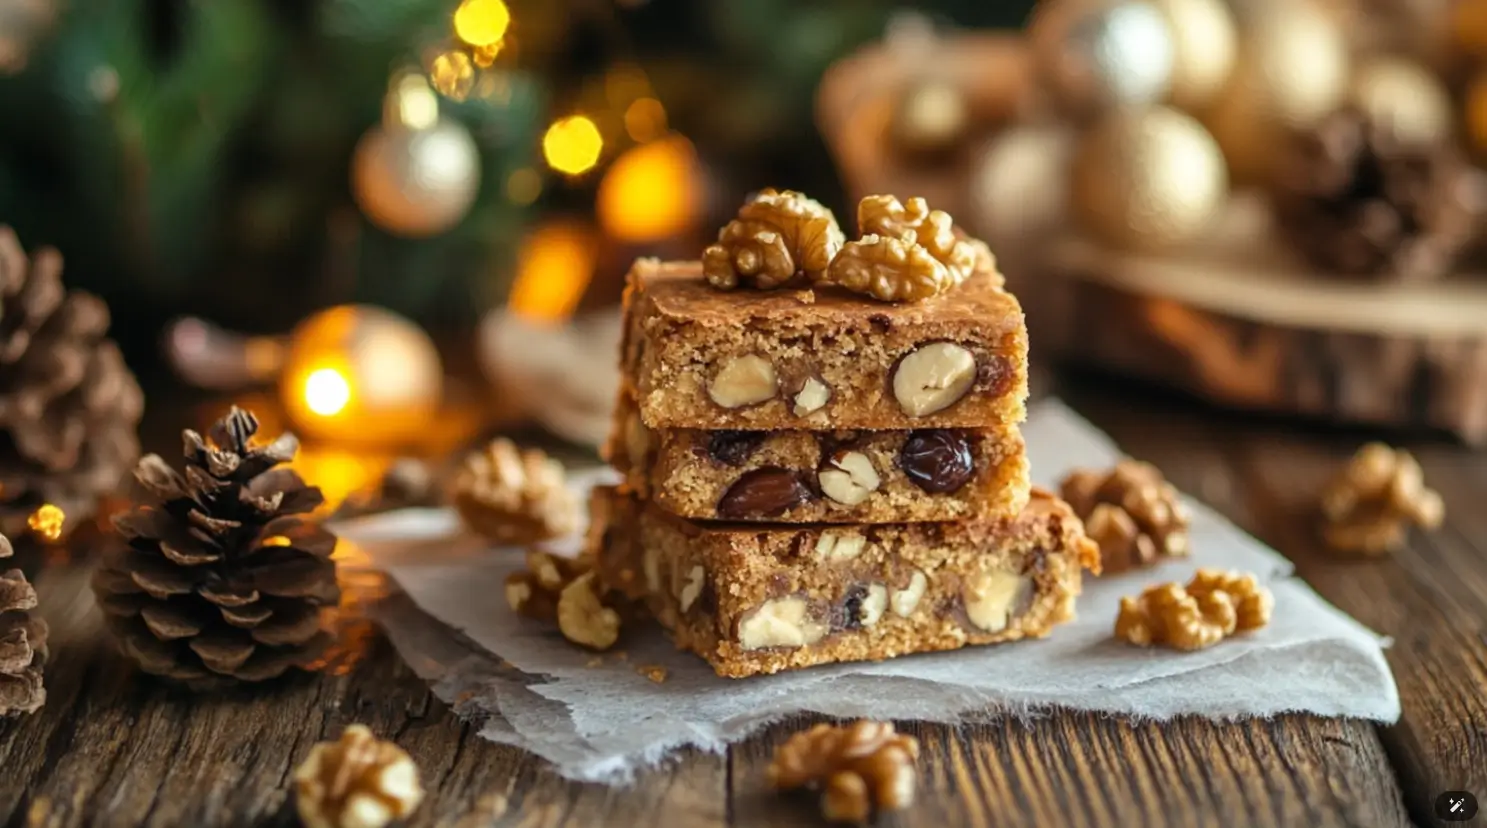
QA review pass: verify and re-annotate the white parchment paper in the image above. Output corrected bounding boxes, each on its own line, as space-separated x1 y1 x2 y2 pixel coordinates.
337 400 1400 784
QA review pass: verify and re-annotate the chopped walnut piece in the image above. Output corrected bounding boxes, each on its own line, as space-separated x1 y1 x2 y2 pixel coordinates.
1060 460 1190 574
454 438 579 545
557 572 622 651
505 549 589 620
294 725 424 828
1320 443 1443 556
855 195 983 283
703 189 844 290
768 720 920 823
1115 569 1272 651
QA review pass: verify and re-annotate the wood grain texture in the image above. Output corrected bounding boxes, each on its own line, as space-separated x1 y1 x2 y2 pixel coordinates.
1070 380 1486 828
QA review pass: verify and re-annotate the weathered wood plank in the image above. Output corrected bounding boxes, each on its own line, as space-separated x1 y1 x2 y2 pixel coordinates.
1069 379 1482 828
726 713 1405 828
0 566 728 828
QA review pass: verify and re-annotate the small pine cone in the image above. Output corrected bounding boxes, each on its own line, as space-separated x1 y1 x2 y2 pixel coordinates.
453 438 579 545
0 533 47 716
1271 108 1478 283
0 228 143 541
92 407 339 688
1060 460 1190 574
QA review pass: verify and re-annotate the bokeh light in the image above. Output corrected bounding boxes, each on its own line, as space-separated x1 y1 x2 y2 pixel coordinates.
27 503 63 543
304 368 351 417
506 167 543 205
429 50 475 100
598 134 703 243
454 0 511 47
508 220 596 323
624 97 667 143
542 115 603 175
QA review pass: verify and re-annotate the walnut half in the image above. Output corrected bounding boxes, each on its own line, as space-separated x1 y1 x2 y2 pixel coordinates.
453 438 579 545
1115 569 1272 651
1320 442 1443 556
703 189 844 290
294 725 424 828
768 720 920 823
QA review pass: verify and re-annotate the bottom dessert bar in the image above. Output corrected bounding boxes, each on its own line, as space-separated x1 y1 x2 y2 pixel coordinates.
590 486 1100 678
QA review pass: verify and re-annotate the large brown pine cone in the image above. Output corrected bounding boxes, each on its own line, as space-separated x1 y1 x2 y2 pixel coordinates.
1271 108 1479 283
0 533 46 715
0 227 142 540
92 407 339 688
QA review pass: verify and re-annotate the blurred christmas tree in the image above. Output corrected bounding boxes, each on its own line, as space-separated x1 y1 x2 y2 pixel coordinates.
0 0 542 349
0 0 1034 364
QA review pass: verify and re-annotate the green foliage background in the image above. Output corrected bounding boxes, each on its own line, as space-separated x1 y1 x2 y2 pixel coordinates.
0 0 1034 361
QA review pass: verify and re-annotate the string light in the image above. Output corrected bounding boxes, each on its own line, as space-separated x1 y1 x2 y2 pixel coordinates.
304 368 352 417
542 115 603 175
454 0 511 48
624 97 667 143
262 535 293 547
27 504 64 543
597 134 703 243
508 220 596 323
389 72 438 130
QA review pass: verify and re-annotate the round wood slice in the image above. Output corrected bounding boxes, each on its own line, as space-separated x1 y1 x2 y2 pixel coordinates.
1046 195 1487 443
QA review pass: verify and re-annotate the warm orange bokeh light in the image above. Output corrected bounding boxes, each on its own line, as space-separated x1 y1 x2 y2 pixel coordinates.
28 503 64 543
507 220 596 323
542 115 603 175
303 367 352 417
598 134 703 243
623 97 667 143
454 0 511 47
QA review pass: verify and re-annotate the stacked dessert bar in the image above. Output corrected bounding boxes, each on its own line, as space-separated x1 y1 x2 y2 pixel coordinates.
592 194 1098 678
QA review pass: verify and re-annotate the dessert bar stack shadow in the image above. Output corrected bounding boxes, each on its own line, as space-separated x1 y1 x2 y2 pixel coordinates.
591 193 1100 678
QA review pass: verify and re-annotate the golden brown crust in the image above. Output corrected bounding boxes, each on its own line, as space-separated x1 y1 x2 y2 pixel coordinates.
623 259 1027 431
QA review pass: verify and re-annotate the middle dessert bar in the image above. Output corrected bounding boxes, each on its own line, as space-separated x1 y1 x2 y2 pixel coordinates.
609 395 1030 523
592 486 1100 678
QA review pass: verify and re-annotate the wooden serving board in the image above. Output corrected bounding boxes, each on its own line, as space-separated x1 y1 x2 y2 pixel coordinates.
1046 195 1487 443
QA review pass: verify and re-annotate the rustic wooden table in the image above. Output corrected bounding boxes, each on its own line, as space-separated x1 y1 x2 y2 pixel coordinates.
2 376 1484 828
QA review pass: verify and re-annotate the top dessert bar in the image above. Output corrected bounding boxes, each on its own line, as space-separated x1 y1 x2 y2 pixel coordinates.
622 259 1028 431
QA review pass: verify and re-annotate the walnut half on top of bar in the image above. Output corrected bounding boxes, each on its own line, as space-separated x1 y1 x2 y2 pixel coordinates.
621 259 1027 431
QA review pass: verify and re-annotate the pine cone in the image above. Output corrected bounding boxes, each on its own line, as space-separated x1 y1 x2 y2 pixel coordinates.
0 533 46 716
1271 109 1478 283
0 228 143 540
92 407 339 688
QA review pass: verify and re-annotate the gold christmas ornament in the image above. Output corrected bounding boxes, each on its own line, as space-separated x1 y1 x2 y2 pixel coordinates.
1350 57 1453 147
1029 0 1175 118
351 73 481 238
1146 0 1236 111
1071 106 1228 251
967 125 1075 251
892 77 969 156
1201 0 1349 186
279 305 443 446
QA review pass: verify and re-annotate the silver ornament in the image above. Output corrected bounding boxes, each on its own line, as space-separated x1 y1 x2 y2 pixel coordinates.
351 118 481 238
1031 0 1175 117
